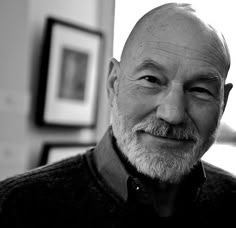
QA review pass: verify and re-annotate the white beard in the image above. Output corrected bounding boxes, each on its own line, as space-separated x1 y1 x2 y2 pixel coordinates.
111 97 218 183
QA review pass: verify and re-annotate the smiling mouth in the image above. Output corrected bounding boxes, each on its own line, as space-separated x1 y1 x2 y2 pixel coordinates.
140 130 195 145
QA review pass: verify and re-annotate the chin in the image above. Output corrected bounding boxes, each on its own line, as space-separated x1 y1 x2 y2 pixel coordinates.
129 151 192 183
121 137 202 183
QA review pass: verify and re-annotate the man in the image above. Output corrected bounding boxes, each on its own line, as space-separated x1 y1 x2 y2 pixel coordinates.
0 2 235 227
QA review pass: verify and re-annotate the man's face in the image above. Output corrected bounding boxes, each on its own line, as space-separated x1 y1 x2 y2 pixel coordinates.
109 13 231 183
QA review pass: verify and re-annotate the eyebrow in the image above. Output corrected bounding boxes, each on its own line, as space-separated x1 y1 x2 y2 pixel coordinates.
134 58 222 84
187 73 222 84
134 58 167 74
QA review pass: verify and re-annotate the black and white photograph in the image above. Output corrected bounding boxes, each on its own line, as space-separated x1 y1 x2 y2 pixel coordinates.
1 0 236 227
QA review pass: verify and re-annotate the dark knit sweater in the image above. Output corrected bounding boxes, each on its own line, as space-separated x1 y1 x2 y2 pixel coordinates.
0 133 236 227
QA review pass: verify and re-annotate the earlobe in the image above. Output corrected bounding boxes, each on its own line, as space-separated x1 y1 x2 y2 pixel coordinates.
223 83 233 112
106 58 121 105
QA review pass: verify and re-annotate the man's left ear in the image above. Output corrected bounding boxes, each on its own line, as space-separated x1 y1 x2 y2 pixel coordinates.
223 83 233 112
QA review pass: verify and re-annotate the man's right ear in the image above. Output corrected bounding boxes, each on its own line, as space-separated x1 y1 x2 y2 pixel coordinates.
106 58 121 106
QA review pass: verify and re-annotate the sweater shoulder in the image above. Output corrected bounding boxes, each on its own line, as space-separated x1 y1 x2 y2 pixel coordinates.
0 153 88 207
200 161 236 201
202 160 236 185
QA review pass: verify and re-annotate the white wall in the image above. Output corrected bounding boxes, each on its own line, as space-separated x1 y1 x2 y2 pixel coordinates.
0 0 115 180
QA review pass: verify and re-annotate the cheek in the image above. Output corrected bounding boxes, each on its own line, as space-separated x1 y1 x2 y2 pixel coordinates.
189 103 221 137
116 85 154 125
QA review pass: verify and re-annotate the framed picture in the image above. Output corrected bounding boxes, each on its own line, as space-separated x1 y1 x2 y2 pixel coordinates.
36 17 104 127
39 142 96 166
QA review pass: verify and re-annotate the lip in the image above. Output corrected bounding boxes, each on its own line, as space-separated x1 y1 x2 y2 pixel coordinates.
140 131 194 147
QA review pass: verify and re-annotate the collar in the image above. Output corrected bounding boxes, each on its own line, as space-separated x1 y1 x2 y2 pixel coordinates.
93 127 129 200
92 126 206 215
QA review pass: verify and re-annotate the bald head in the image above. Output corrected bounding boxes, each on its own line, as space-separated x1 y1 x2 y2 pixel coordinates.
120 3 230 77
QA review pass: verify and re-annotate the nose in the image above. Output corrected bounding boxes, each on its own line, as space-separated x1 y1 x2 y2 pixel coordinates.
156 85 186 125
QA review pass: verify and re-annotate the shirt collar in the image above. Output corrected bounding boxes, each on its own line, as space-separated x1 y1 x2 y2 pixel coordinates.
93 127 206 208
93 127 129 200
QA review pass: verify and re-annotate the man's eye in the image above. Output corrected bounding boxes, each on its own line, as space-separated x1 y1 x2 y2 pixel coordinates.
190 87 211 94
140 76 161 84
189 87 213 98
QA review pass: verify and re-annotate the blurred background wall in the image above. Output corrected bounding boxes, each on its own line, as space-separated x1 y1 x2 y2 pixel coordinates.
0 0 115 180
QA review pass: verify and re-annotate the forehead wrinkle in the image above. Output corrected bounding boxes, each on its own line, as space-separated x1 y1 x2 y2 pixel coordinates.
135 58 167 73
144 41 227 73
152 47 220 68
206 36 229 71
148 41 222 60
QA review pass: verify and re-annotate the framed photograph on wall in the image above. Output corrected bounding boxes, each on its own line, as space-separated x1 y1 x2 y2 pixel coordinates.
36 17 104 128
39 142 96 166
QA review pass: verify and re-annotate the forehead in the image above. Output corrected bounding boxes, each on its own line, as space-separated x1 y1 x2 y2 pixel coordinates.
130 41 224 84
130 36 226 78
136 41 222 70
122 9 228 78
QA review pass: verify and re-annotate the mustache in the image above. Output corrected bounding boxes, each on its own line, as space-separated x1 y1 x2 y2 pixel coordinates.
132 118 199 141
